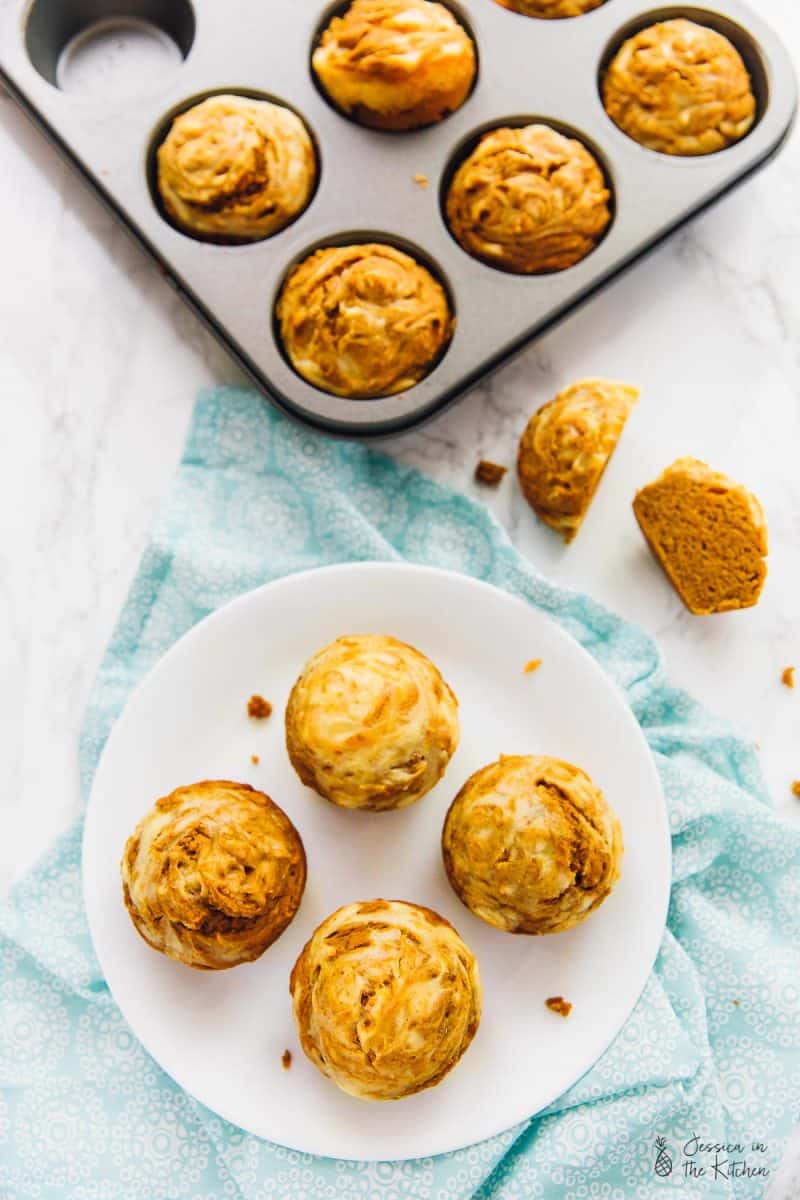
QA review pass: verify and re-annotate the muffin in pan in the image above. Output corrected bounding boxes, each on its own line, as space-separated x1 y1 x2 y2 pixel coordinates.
285 634 459 810
442 755 623 934
312 0 477 131
121 780 306 969
517 378 639 542
276 243 453 398
445 123 611 274
290 899 481 1099
493 0 603 18
602 19 756 156
156 94 317 241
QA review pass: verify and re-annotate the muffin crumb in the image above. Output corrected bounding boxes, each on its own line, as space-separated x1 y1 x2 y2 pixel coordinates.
282 1049 292 1070
545 996 572 1018
251 754 260 765
413 173 429 188
524 659 542 674
792 781 800 799
475 459 508 487
248 695 273 719
782 666 795 689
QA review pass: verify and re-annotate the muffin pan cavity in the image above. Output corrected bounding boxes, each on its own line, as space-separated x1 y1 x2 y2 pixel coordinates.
598 7 769 151
2 0 795 435
26 0 195 91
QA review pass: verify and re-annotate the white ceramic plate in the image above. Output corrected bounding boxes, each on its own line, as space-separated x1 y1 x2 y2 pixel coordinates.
83 563 671 1161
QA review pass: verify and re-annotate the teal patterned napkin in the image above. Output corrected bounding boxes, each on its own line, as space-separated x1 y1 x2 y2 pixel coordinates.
2 388 798 1200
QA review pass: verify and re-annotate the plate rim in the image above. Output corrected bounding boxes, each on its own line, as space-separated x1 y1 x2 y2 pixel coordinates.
82 560 672 1160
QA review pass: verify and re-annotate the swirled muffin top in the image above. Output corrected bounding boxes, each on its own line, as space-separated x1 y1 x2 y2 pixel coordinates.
442 755 623 934
156 94 316 240
493 0 604 18
276 244 453 398
290 899 481 1099
285 634 459 810
121 780 306 969
445 123 611 274
602 19 756 156
313 0 476 130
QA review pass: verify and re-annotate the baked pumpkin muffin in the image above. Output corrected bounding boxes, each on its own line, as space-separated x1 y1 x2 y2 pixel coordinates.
633 457 768 614
442 755 623 934
290 899 481 1099
517 378 638 542
312 0 476 131
156 94 316 241
445 123 611 274
493 0 603 17
121 780 306 969
276 243 453 398
286 634 459 810
602 19 756 156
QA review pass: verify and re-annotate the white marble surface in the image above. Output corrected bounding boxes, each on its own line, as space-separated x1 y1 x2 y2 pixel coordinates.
1 1 799 1189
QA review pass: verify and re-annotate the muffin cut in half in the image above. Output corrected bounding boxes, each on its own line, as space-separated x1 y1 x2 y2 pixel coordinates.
602 18 756 156
286 634 459 810
312 0 477 131
633 457 768 614
121 780 306 969
517 378 638 542
442 754 623 934
156 94 316 241
290 899 481 1099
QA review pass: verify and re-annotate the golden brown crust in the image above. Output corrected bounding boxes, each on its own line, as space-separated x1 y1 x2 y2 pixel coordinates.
121 780 306 969
602 19 756 156
445 124 611 274
285 634 459 811
156 95 316 242
517 379 638 542
312 0 476 131
633 457 768 615
494 0 603 17
442 755 623 934
276 243 453 398
289 899 481 1099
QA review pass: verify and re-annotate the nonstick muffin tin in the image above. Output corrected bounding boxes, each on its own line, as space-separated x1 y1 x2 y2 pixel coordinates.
2 0 796 436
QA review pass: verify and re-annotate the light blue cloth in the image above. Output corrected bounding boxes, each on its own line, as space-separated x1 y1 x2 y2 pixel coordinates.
1 387 798 1200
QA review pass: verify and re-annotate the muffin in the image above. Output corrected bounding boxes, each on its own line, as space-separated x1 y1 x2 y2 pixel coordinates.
633 457 768 614
121 780 306 969
517 378 638 542
493 0 603 17
445 124 611 274
312 0 476 131
442 755 623 934
276 244 453 398
290 899 481 1099
286 634 459 810
156 94 316 241
602 19 756 156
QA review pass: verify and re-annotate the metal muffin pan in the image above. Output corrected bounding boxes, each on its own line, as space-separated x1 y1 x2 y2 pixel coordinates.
1 0 796 436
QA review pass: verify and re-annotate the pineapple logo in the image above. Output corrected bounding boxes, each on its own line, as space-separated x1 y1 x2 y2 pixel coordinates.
654 1137 673 1178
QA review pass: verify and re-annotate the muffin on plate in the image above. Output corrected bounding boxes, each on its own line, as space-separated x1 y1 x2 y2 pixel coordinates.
276 243 453 398
445 123 611 274
156 94 316 241
286 634 459 810
121 780 306 969
312 0 476 131
442 755 623 934
290 899 481 1099
517 378 638 542
602 19 756 156
493 0 603 17
633 457 768 614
